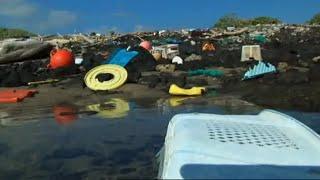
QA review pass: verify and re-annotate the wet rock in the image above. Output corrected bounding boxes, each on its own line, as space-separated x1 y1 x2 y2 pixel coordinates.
277 62 289 72
207 77 223 88
277 69 309 84
312 56 320 63
138 75 160 88
261 73 279 84
155 64 175 73
126 71 141 83
82 52 105 70
1 70 22 87
164 73 186 87
309 65 320 81
186 76 208 86
152 51 162 61
19 69 36 84
50 65 79 78
127 46 156 72
298 60 309 67
184 54 202 62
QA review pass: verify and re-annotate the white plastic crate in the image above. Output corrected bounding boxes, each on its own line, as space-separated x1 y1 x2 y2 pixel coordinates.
241 45 262 61
158 110 320 179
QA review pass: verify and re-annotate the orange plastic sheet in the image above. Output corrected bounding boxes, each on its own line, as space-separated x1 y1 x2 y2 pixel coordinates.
0 89 38 103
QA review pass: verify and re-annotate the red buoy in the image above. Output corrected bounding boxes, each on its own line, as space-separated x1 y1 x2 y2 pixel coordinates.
48 49 75 69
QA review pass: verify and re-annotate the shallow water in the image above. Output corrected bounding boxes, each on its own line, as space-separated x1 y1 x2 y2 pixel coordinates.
0 98 319 179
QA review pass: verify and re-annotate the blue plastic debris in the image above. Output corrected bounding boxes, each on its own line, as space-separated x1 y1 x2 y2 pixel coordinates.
104 49 139 67
243 61 277 80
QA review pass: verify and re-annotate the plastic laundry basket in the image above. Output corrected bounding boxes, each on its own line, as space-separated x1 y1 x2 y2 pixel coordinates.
158 110 320 179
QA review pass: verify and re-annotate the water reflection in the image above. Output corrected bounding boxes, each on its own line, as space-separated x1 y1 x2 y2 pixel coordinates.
53 104 79 126
0 97 318 179
167 97 195 107
86 98 130 119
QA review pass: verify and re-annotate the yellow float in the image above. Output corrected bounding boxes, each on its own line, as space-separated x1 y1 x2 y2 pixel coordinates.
84 64 128 91
169 84 206 96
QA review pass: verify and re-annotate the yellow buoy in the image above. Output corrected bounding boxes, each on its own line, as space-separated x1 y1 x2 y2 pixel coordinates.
84 64 128 91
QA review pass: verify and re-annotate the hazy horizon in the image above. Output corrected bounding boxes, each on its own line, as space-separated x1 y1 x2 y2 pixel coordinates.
0 0 319 34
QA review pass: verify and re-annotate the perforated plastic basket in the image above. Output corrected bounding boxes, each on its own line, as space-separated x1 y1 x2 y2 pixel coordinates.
158 110 320 179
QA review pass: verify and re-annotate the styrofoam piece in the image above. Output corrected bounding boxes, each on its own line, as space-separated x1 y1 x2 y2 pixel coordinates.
158 110 320 179
241 45 262 61
172 56 183 64
75 57 84 65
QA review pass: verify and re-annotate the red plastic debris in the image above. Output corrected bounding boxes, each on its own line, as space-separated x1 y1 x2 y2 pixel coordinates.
0 89 38 103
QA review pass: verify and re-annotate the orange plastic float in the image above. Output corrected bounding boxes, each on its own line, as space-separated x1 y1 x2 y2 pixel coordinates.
0 89 38 103
48 49 75 69
140 41 152 51
202 42 216 52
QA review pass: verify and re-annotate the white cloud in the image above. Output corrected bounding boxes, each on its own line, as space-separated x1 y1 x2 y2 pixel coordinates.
85 26 119 34
134 25 144 32
47 10 77 27
0 0 78 33
38 10 77 32
0 0 36 17
134 25 151 32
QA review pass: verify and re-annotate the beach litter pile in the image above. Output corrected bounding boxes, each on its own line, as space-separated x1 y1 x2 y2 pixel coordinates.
0 24 319 111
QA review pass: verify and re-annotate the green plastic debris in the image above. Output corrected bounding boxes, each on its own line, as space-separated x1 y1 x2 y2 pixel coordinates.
206 90 218 97
188 69 224 77
254 35 267 43
152 38 182 46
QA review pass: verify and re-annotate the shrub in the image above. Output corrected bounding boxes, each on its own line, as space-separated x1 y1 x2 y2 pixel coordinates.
308 13 320 25
250 16 282 25
0 28 36 40
214 14 248 28
214 14 282 29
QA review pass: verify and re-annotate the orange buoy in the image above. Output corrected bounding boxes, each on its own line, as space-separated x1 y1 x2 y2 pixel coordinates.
140 41 152 51
48 49 75 69
53 104 78 125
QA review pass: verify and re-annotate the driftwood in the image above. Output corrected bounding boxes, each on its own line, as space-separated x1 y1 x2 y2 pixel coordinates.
222 27 249 36
209 27 249 38
0 39 52 64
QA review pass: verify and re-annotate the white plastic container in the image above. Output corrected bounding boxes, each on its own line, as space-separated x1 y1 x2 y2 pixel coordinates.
158 110 320 179
241 45 262 61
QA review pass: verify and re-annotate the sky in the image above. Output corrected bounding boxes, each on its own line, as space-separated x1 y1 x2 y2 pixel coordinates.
0 0 319 35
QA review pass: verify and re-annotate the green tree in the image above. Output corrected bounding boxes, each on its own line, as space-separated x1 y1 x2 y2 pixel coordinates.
250 16 282 25
214 14 248 28
0 28 35 40
308 13 320 25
